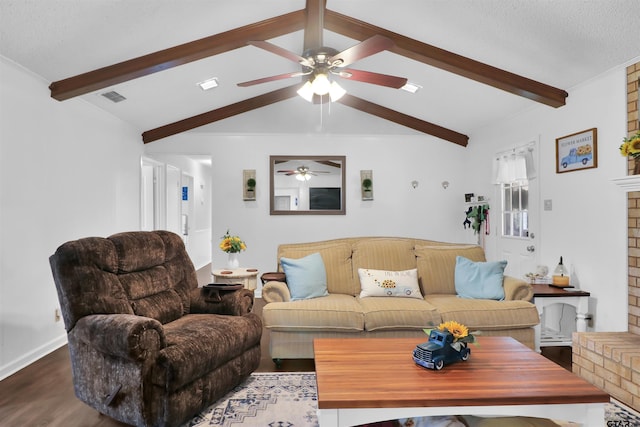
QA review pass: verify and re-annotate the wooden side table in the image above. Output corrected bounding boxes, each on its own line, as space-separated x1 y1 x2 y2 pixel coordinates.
211 268 259 290
532 284 591 352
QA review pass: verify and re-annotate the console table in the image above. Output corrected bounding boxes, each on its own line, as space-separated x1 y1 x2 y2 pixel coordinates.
532 284 591 352
211 268 258 290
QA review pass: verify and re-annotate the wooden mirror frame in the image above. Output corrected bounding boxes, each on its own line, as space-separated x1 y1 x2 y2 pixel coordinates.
270 155 346 215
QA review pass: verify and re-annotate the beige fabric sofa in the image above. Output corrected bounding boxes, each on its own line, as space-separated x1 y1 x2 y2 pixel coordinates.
262 237 540 363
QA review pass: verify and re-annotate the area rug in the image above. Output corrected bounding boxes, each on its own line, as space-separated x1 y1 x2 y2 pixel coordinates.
184 372 640 427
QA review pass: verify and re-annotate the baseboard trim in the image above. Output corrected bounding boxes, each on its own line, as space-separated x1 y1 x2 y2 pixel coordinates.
0 334 67 381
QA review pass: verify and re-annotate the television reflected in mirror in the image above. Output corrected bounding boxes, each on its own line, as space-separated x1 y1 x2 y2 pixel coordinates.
270 155 346 215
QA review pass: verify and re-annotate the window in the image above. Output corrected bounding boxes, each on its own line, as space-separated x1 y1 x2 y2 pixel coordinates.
502 181 529 238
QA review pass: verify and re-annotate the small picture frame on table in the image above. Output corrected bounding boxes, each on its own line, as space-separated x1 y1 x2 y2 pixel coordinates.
555 128 597 173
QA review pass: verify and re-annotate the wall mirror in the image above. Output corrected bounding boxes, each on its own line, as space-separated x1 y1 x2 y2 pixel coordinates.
270 155 346 215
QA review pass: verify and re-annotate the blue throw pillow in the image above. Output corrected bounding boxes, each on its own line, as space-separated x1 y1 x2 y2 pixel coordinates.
280 252 329 301
454 256 507 300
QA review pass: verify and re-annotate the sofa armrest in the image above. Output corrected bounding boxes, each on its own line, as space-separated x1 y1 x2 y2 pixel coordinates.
71 314 165 361
503 275 534 301
262 281 292 303
190 287 255 315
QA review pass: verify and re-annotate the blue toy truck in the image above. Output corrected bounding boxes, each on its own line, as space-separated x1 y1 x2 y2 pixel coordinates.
412 329 471 370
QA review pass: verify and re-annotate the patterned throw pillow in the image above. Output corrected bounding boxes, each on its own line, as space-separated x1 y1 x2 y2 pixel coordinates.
358 268 423 299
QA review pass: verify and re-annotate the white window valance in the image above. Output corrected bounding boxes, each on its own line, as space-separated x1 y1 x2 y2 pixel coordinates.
493 142 536 184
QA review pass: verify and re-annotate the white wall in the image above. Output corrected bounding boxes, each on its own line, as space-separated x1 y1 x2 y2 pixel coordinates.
145 132 478 277
0 57 143 379
464 61 635 332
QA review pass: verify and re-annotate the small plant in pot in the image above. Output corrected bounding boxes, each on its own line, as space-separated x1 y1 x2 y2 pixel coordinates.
246 178 256 199
362 178 373 199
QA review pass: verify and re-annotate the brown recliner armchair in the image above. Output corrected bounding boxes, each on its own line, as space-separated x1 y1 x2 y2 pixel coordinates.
49 230 262 427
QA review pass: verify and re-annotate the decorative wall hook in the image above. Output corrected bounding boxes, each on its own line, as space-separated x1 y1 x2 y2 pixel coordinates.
411 180 419 189
442 181 449 189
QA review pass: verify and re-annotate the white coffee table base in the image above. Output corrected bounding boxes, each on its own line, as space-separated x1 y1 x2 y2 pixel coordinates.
318 402 605 427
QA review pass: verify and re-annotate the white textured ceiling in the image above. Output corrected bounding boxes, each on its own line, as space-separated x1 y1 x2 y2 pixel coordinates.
1 0 639 142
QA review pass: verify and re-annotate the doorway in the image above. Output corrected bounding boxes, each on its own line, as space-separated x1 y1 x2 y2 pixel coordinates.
139 154 212 269
493 139 539 279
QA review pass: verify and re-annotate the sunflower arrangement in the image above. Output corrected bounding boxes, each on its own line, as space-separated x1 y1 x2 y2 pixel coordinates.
424 320 478 350
619 131 640 159
219 229 246 253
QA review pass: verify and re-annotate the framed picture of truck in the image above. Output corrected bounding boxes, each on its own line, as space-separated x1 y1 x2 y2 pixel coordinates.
556 128 598 173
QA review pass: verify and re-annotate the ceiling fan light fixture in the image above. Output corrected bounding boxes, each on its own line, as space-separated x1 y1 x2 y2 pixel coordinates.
297 81 314 102
401 82 422 94
295 173 311 181
311 73 331 95
329 81 346 102
197 77 219 91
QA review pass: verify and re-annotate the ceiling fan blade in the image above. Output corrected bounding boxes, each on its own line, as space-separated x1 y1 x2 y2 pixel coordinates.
237 71 308 87
248 40 314 67
335 68 407 89
329 35 394 68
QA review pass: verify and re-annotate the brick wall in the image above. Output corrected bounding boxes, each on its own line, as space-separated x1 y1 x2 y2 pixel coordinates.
628 62 640 335
572 332 640 410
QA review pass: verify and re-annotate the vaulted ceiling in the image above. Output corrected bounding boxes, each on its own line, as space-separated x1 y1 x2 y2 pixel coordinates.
1 0 639 146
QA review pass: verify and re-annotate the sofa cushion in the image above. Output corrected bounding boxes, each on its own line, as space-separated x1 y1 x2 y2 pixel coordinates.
358 268 423 299
262 294 364 332
154 313 262 391
278 241 356 296
455 256 507 300
281 252 329 301
426 295 539 330
357 297 441 331
352 238 417 275
415 244 486 295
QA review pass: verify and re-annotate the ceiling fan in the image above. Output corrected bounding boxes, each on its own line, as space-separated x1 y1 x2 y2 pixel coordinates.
277 165 330 180
237 1 408 103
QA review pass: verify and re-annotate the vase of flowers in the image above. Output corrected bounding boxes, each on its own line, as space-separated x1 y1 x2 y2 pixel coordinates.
219 229 246 268
619 131 640 174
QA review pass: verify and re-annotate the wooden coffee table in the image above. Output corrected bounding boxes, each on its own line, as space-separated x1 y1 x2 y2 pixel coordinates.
313 337 609 427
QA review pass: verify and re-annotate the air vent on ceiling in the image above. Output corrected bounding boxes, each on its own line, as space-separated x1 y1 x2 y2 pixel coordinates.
101 91 126 103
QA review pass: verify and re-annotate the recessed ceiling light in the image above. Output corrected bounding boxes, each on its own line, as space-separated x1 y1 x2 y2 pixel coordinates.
401 82 422 94
198 78 219 91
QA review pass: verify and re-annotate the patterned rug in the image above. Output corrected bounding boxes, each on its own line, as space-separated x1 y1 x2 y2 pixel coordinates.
184 372 640 426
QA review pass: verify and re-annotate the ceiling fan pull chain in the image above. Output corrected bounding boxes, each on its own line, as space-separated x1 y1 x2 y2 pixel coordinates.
320 95 324 130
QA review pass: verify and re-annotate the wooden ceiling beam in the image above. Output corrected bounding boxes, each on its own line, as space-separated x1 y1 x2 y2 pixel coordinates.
303 0 326 51
324 9 568 108
337 94 469 146
142 85 300 143
49 10 306 101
